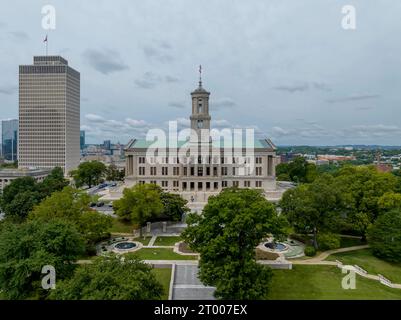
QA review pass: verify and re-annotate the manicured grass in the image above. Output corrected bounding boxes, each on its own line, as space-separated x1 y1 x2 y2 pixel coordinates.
154 236 182 246
152 268 172 300
110 218 136 234
326 249 401 284
132 248 197 260
268 265 401 300
134 236 152 246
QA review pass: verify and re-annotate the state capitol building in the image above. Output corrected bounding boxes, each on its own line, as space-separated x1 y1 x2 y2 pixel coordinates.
108 76 286 211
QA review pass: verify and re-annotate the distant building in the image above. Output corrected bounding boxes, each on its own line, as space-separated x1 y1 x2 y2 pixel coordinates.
317 155 356 162
103 140 111 151
0 168 51 192
1 119 18 162
375 163 393 173
80 130 86 150
18 56 80 174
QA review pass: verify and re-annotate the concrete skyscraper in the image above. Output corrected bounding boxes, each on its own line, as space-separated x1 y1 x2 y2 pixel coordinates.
18 56 80 173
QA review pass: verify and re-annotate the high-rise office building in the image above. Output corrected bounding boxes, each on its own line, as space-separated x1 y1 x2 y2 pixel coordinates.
103 140 111 150
80 130 86 150
1 119 18 162
18 56 80 173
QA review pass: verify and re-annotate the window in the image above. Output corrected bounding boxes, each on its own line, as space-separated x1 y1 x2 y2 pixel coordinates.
244 181 251 188
139 157 145 164
173 181 179 188
256 167 262 176
214 182 218 190
213 167 218 176
198 182 203 190
256 181 262 188
198 166 203 176
206 182 210 190
139 167 145 175
161 181 168 188
232 167 236 176
190 167 195 176
150 167 157 175
183 182 187 190
222 181 228 188
162 167 168 175
197 120 204 129
221 167 228 176
233 181 239 188
206 167 210 176
184 167 188 176
173 167 180 175
256 157 262 164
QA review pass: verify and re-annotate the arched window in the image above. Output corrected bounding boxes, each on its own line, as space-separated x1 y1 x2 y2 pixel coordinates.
198 99 203 113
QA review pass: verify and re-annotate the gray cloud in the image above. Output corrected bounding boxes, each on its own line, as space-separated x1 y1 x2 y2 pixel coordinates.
0 85 17 95
168 102 186 109
273 83 309 93
212 98 236 109
134 72 179 89
9 31 29 40
143 41 174 63
326 94 380 104
82 49 129 75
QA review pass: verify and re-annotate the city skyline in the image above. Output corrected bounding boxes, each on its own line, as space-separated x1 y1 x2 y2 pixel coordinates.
1 1 401 145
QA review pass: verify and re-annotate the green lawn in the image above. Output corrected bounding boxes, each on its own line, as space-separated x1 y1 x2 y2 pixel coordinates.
152 268 172 300
110 218 135 234
268 265 401 300
135 236 152 246
154 236 182 246
326 249 401 284
132 248 197 260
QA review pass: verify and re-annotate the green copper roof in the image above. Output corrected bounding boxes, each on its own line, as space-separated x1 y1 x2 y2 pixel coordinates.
126 138 275 150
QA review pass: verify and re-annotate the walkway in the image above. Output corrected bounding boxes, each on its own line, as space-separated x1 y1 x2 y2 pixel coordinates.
171 264 215 300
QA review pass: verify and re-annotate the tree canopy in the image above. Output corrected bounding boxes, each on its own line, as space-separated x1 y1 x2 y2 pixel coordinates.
50 254 163 300
70 161 107 188
367 209 401 262
276 156 317 183
0 219 85 299
28 187 112 248
0 167 68 222
182 188 288 299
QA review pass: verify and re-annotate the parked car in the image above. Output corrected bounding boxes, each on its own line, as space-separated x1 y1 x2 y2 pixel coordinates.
110 182 117 187
89 202 97 207
108 202 113 208
96 202 105 207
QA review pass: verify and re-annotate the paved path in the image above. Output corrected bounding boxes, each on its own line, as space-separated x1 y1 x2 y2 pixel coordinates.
148 235 157 247
291 245 370 264
171 265 215 300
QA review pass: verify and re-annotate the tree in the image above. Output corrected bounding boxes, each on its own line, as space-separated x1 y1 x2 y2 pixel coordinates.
334 166 397 236
0 177 40 222
0 167 70 222
49 254 163 300
182 188 287 299
275 157 317 183
378 192 401 212
113 184 163 236
37 167 69 197
160 192 190 221
29 187 112 248
367 209 401 262
0 219 85 299
70 161 106 188
105 164 125 181
280 174 342 249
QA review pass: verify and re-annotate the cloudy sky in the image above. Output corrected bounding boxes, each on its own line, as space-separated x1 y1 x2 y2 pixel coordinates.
1 0 401 145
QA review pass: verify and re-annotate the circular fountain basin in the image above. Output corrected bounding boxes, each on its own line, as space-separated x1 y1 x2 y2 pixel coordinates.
114 241 137 251
263 242 289 252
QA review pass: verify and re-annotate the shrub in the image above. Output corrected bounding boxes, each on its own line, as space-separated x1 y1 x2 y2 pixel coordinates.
317 233 341 251
304 245 316 257
367 209 401 262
